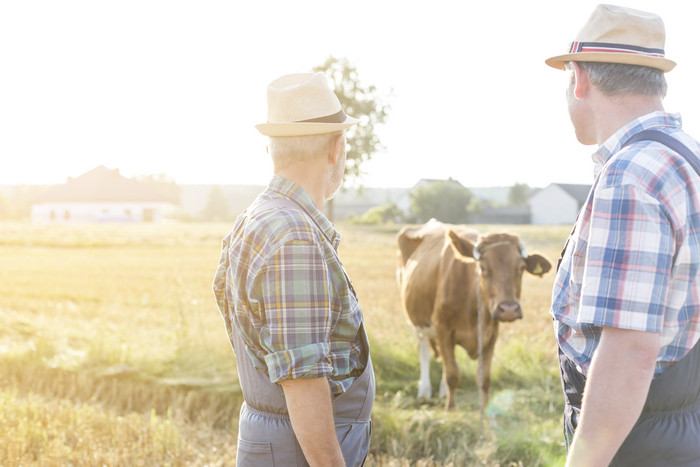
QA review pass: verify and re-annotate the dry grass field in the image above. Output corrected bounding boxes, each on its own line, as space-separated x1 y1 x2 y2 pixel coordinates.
0 221 571 466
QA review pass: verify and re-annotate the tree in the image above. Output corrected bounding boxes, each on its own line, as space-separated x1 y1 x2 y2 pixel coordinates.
507 182 532 206
313 57 391 220
313 56 390 184
200 186 230 221
409 181 473 224
350 203 403 225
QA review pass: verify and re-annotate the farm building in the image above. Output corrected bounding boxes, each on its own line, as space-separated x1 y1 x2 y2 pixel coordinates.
528 183 591 225
31 165 178 223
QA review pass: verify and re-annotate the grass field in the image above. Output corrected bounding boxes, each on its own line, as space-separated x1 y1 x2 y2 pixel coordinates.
0 221 571 466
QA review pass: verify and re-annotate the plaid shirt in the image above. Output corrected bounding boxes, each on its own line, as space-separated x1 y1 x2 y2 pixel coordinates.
213 176 365 395
552 112 700 377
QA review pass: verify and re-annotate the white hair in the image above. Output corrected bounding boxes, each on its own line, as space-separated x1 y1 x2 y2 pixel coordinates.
269 132 342 171
567 61 667 98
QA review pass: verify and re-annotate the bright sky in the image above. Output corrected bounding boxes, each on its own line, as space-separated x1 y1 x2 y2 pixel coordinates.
3 1 700 189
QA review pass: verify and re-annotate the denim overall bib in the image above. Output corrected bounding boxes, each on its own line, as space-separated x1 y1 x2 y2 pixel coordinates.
233 197 375 466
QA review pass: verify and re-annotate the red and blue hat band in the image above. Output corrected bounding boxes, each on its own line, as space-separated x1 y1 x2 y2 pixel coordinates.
568 41 665 58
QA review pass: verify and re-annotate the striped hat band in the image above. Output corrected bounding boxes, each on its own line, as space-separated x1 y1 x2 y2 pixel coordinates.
568 41 666 59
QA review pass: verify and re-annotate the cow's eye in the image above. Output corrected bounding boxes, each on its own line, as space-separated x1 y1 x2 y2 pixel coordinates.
480 265 489 277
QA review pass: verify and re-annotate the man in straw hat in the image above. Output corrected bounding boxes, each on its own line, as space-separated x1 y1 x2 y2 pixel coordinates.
546 4 700 466
213 72 374 466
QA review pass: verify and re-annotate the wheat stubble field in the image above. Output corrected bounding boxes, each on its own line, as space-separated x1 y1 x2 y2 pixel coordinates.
0 221 571 466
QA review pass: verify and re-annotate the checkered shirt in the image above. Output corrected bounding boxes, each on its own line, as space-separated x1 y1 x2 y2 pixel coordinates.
551 112 700 377
213 176 365 395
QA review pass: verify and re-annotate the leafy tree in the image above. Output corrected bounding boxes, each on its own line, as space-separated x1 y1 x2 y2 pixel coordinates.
200 186 229 221
409 181 472 224
314 57 390 221
313 56 390 184
350 203 403 225
508 182 532 206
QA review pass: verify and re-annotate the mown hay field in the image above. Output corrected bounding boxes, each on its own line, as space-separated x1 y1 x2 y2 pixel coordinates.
0 221 571 466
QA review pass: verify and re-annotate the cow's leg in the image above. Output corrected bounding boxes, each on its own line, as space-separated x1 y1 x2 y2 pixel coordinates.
415 326 433 399
436 324 459 410
478 336 497 408
438 372 447 397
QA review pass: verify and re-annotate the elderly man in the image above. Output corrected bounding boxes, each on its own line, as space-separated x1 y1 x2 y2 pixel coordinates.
213 72 374 466
546 4 700 466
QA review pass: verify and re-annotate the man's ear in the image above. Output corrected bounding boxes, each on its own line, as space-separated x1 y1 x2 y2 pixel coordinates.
571 62 590 99
328 133 344 164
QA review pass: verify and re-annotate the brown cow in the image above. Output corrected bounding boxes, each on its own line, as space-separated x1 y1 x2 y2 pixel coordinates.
397 220 552 410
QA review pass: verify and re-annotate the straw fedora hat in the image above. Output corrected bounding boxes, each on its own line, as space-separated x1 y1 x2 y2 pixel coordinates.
545 4 676 72
255 72 358 137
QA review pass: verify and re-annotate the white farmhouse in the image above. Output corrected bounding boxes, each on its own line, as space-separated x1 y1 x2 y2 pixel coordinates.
31 166 177 223
529 183 591 225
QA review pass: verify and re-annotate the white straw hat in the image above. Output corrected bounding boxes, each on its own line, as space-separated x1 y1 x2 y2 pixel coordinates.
255 72 358 136
545 4 676 72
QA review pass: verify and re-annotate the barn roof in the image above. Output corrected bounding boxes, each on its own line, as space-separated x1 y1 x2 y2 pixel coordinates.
553 183 591 204
33 165 174 203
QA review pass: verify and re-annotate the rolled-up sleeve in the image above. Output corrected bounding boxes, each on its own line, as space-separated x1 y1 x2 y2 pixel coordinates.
259 239 336 383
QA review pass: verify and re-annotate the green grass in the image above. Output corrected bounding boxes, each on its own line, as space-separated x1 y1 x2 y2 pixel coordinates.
0 221 571 466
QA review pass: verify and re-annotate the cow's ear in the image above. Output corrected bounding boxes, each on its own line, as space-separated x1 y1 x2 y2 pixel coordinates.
447 230 476 260
398 228 425 265
525 252 553 277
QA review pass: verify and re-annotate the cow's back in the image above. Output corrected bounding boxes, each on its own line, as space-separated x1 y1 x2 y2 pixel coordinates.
397 222 477 328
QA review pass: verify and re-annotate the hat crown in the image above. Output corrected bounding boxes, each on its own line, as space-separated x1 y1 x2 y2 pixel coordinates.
576 4 665 50
266 72 342 123
545 4 676 72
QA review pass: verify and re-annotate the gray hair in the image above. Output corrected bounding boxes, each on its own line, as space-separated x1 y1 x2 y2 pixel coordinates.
269 132 342 171
567 61 667 98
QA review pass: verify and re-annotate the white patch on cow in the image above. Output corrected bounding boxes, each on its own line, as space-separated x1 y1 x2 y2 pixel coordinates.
415 326 433 399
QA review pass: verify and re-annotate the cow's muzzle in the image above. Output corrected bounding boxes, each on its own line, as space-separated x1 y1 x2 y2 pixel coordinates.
493 302 522 322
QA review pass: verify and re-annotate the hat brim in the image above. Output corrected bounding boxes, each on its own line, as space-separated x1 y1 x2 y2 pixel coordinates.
545 52 676 72
255 116 358 137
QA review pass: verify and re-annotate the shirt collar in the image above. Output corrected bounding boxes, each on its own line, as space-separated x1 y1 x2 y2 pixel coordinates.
592 111 683 177
265 175 341 249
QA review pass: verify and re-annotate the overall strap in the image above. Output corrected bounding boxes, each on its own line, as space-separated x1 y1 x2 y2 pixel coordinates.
622 129 700 176
558 129 700 273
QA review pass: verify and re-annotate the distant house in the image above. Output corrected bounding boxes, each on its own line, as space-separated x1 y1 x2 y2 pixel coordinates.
529 183 591 225
31 165 178 223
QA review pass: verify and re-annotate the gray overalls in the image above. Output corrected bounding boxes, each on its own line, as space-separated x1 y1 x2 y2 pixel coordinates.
559 339 700 466
233 323 374 466
232 197 375 466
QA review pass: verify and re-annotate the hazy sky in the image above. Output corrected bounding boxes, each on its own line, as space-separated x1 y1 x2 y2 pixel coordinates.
3 1 700 188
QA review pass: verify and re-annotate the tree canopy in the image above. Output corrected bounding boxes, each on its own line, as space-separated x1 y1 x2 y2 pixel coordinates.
313 56 390 185
507 182 533 206
409 181 473 224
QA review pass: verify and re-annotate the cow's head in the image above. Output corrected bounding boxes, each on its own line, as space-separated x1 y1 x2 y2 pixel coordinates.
447 230 552 322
